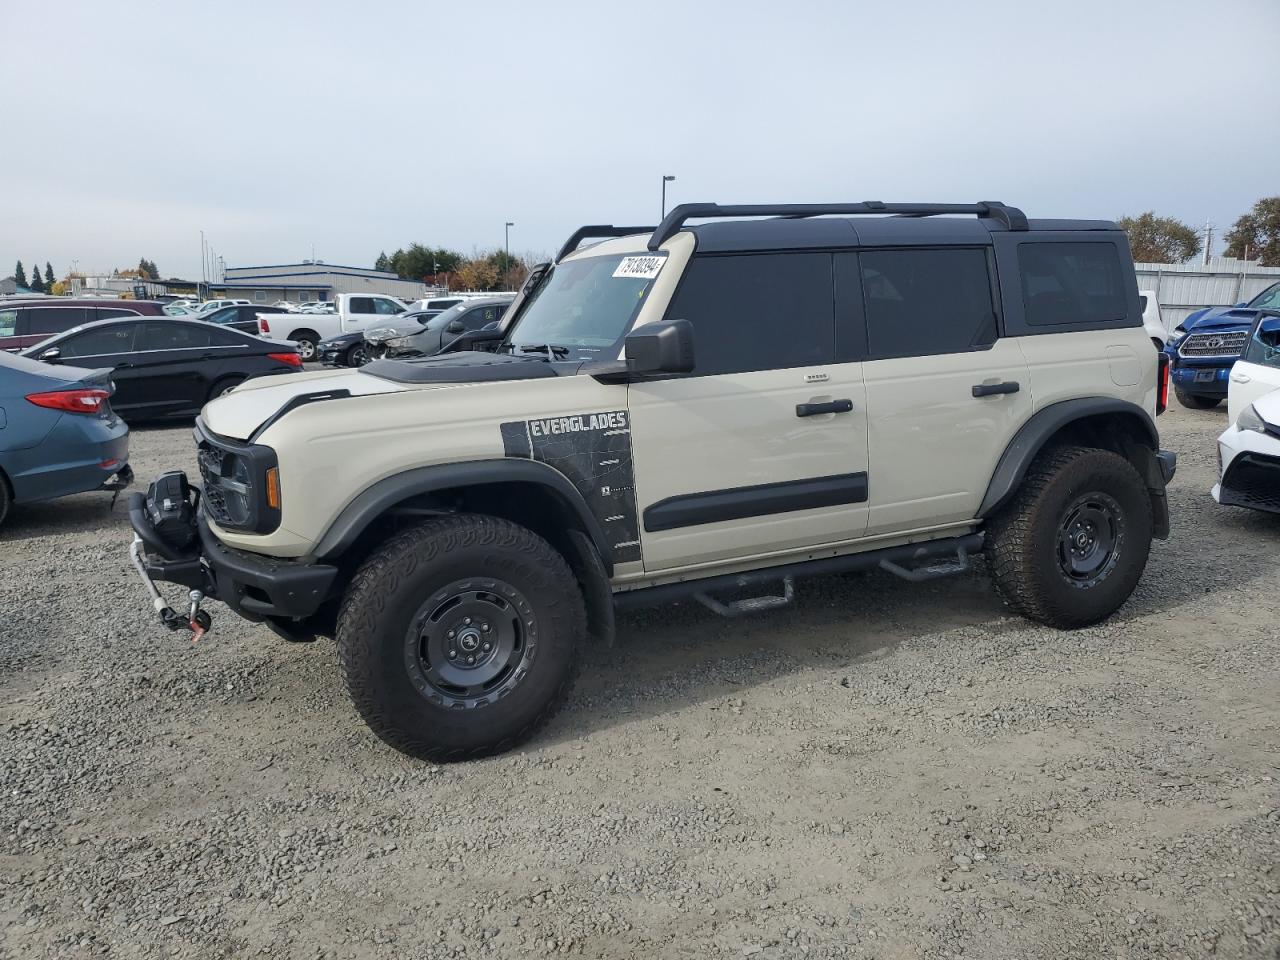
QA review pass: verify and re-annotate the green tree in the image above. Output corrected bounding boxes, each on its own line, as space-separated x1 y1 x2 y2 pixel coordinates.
1223 197 1280 267
137 257 159 280
28 259 45 293
13 261 26 287
1116 212 1200 264
374 251 390 272
44 262 54 288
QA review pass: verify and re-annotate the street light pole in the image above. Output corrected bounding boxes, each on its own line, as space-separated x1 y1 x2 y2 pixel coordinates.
505 221 514 266
661 174 676 219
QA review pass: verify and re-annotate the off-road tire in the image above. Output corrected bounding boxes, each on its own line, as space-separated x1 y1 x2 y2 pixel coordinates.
336 514 585 761
1175 389 1220 410
984 445 1152 629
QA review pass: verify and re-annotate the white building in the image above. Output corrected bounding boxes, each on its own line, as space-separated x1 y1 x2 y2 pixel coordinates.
216 261 427 304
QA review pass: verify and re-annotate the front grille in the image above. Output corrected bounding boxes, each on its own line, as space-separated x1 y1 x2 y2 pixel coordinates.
1179 331 1248 358
197 443 234 526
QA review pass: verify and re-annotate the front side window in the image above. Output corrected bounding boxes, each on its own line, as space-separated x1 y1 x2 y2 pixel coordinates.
858 248 997 360
58 324 137 358
1247 282 1280 311
662 252 834 375
463 305 502 329
203 307 237 325
350 297 375 314
1019 242 1128 327
507 253 665 361
136 321 212 350
373 298 404 315
1243 319 1280 369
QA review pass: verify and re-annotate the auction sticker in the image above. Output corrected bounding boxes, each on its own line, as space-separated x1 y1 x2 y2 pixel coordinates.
612 255 666 280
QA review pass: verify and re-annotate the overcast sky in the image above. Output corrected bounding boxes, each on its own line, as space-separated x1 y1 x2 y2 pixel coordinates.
3 0 1277 279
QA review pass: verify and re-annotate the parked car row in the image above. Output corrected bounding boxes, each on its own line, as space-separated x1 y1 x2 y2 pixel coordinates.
318 296 514 367
1165 281 1280 409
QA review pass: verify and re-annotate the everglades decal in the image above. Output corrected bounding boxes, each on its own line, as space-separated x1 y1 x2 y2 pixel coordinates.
501 410 641 564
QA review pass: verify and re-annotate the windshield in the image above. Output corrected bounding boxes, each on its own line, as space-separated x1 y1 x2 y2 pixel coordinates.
505 253 665 360
1247 282 1280 311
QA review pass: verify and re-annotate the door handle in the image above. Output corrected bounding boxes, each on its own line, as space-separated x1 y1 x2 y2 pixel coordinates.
796 398 854 417
114 362 135 370
971 381 1020 398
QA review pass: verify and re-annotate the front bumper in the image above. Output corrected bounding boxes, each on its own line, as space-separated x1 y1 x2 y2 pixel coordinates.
1170 362 1231 397
128 473 339 633
1212 423 1280 514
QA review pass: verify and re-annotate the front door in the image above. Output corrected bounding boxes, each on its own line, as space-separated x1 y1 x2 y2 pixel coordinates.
1228 316 1280 422
629 251 870 572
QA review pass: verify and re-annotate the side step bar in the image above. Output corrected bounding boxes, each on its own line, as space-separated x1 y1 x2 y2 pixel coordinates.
614 532 984 613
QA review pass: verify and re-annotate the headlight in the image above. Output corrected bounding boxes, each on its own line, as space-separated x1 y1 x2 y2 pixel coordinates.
385 336 412 349
195 425 282 534
364 327 395 341
1237 404 1267 434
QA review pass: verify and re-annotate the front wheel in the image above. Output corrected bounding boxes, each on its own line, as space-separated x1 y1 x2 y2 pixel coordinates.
336 515 585 761
1175 389 1220 410
346 343 370 367
984 445 1153 629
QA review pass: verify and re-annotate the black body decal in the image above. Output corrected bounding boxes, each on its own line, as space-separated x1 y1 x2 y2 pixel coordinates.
501 411 641 564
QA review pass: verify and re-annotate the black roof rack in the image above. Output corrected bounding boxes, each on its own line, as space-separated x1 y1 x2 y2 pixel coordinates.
646 201 1028 250
557 224 657 263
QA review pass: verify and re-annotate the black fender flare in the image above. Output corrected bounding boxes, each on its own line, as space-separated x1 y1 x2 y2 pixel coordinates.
977 398 1159 519
310 458 614 572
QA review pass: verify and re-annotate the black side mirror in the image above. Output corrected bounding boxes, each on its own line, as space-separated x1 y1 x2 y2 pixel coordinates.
446 320 466 334
624 319 695 375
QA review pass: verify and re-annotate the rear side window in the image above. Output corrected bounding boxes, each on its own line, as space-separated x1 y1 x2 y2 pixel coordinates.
1019 242 1128 327
27 307 92 334
209 328 245 347
59 324 137 358
664 253 835 376
136 322 212 350
97 307 140 320
856 249 997 360
0 309 16 336
349 297 375 313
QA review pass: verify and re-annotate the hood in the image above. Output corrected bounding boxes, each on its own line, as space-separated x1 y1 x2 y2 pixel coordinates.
203 366 408 440
1183 306 1262 332
364 320 432 344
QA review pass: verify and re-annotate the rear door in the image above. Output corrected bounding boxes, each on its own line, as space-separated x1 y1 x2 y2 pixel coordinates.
629 251 870 572
856 246 1032 534
1228 317 1280 422
129 321 217 414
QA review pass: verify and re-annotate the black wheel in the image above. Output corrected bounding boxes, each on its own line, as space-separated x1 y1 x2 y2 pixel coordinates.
346 343 370 367
291 333 319 362
984 445 1152 629
1175 389 1220 410
207 376 244 402
0 470 11 528
336 514 585 761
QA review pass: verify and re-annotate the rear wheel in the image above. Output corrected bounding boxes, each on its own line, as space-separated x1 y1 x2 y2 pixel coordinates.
207 376 244 402
1175 389 1220 409
290 331 319 362
0 471 11 528
984 445 1152 629
336 514 584 762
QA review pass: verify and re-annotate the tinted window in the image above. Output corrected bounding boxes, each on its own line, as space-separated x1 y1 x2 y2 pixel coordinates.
373 298 404 315
663 253 834 376
209 328 246 347
463 305 502 329
0 309 16 337
98 307 140 321
1138 295 1148 311
1019 242 1128 327
136 322 212 350
27 307 92 335
204 307 238 324
59 324 136 358
857 249 997 360
349 297 375 314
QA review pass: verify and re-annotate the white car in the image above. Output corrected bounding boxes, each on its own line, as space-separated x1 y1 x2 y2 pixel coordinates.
1212 314 1280 515
1139 290 1170 346
194 299 252 315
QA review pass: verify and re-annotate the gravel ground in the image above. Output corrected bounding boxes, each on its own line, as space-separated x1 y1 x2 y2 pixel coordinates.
1 403 1278 960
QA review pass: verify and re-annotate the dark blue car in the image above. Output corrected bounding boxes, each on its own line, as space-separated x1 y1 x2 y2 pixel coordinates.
0 351 131 527
1166 281 1280 408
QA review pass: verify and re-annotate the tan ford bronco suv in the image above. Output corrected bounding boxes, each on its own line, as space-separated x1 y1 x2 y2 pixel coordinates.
129 201 1176 761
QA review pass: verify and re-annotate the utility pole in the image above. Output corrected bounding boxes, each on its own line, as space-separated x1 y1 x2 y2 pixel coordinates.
200 230 206 297
1202 218 1214 265
504 222 514 271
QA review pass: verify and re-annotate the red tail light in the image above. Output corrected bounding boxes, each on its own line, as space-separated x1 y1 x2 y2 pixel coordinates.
26 388 110 414
259 318 271 333
1156 351 1170 415
268 351 303 368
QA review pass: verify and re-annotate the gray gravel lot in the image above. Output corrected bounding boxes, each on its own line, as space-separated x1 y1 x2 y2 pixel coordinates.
1 403 1278 960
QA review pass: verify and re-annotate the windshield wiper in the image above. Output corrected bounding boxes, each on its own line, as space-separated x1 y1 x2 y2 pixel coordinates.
518 343 571 359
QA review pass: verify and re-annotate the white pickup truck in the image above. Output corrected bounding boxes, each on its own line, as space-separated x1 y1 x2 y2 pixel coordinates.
255 293 408 360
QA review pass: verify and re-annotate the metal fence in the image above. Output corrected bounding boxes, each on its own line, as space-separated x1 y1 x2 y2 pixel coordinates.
1134 257 1280 326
